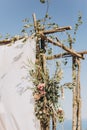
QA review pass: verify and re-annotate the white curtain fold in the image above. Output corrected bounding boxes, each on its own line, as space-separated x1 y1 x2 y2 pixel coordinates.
0 38 40 130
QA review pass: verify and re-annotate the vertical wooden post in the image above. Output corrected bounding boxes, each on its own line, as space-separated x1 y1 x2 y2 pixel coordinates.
76 58 81 130
32 13 41 60
72 57 77 130
33 13 43 130
32 13 37 33
52 115 56 130
72 57 81 130
33 13 50 130
40 41 50 130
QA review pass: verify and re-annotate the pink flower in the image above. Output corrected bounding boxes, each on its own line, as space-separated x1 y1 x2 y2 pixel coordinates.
40 91 46 95
37 83 45 91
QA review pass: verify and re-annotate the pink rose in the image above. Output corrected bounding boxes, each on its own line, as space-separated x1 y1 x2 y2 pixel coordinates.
37 83 45 91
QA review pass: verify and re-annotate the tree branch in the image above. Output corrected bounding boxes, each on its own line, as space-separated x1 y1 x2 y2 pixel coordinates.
42 26 72 34
40 33 84 59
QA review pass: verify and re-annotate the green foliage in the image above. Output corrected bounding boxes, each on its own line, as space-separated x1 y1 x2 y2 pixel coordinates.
74 12 83 35
62 82 75 90
65 12 83 48
47 47 52 55
40 0 46 4
27 60 64 125
21 18 34 36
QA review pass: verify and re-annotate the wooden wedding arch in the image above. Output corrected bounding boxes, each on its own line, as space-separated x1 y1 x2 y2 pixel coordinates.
33 13 87 130
0 13 87 130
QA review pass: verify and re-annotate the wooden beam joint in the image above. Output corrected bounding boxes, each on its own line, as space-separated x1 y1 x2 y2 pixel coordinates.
39 33 84 59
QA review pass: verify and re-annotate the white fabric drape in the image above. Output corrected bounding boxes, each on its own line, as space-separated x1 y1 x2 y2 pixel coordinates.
0 38 40 130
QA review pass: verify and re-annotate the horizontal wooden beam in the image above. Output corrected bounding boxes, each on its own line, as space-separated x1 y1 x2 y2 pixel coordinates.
46 52 71 60
78 51 87 55
40 33 84 59
42 26 72 34
0 36 24 45
46 50 87 60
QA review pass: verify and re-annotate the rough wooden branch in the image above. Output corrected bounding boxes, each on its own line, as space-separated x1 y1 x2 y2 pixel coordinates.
72 57 77 130
40 54 46 74
0 36 24 45
42 26 72 34
40 33 84 59
78 51 87 55
32 13 37 33
75 58 81 130
46 52 70 60
46 50 87 60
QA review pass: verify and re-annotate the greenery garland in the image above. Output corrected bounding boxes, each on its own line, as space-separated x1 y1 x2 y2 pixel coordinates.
29 60 65 125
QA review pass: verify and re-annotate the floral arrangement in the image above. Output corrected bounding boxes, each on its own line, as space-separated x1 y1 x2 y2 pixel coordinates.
28 60 65 125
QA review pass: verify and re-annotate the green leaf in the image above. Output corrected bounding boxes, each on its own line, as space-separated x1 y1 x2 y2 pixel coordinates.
40 0 45 3
45 13 49 18
47 48 52 55
21 29 26 33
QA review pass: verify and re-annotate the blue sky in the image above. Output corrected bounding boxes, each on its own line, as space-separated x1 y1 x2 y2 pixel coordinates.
0 0 87 120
